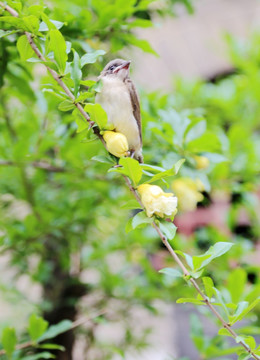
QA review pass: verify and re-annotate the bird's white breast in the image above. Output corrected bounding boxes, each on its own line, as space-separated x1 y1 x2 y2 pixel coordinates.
96 77 141 151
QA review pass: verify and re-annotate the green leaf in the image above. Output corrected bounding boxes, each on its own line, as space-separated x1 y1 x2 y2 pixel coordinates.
158 220 177 240
80 80 96 87
218 328 233 337
22 15 39 34
237 353 250 360
81 50 106 67
49 29 67 74
190 269 204 279
231 297 260 324
202 276 214 299
132 211 153 229
227 268 247 304
58 100 74 112
145 159 185 184
72 108 88 133
109 157 142 187
236 335 256 350
75 92 92 103
91 155 115 164
120 157 143 186
176 298 204 305
28 314 49 342
71 50 82 96
38 344 65 350
91 79 103 93
121 199 142 210
159 267 182 279
214 287 230 318
0 16 24 28
27 5 44 16
2 327 17 358
192 242 234 271
187 131 221 152
22 352 55 360
17 35 35 61
0 29 17 38
185 120 207 143
38 320 72 342
39 18 64 31
84 103 107 130
175 250 194 270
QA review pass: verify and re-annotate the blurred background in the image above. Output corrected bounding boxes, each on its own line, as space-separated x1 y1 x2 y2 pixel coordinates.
0 0 260 359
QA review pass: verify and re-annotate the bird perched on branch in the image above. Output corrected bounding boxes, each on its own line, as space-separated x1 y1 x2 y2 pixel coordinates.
96 59 143 163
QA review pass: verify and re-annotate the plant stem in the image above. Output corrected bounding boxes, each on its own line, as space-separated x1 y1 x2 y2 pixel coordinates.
0 310 106 356
1 3 259 359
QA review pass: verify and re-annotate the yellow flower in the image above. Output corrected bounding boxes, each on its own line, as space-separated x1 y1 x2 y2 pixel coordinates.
194 155 210 169
171 177 204 212
103 131 129 158
137 184 178 218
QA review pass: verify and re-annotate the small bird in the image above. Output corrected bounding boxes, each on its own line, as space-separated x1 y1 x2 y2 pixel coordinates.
96 59 143 163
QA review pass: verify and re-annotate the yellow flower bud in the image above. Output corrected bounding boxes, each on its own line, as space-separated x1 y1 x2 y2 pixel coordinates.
137 184 178 218
194 155 210 169
171 177 204 212
103 131 129 158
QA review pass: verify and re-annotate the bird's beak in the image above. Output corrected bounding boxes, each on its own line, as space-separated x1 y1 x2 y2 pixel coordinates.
113 60 131 73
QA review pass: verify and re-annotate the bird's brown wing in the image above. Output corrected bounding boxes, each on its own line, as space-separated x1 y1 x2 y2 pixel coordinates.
124 78 142 144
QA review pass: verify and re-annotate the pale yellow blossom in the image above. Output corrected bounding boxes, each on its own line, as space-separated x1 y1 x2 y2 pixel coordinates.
171 177 205 212
194 155 210 170
137 184 178 218
103 131 129 158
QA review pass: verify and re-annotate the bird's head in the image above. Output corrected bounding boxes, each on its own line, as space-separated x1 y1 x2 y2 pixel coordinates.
99 59 131 81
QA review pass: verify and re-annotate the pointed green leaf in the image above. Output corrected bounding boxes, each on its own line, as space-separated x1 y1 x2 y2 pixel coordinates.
38 320 72 342
28 314 49 342
22 15 39 34
158 220 177 240
84 103 107 130
91 155 115 164
17 35 35 61
175 250 194 270
159 267 182 279
81 50 106 67
176 298 204 305
218 328 233 337
58 100 74 112
121 199 142 210
71 50 82 96
227 268 247 304
185 120 207 143
231 297 260 324
109 158 142 186
202 276 214 299
2 327 17 358
49 29 67 74
192 242 234 271
22 352 55 360
132 211 153 229
72 109 88 133
145 159 185 184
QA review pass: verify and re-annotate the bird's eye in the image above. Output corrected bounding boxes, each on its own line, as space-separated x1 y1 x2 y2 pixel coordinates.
109 65 116 71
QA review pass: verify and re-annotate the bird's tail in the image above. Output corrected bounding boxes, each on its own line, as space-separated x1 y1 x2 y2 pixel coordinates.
134 149 144 163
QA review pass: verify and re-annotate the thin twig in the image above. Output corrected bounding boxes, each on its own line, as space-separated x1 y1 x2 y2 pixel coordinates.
1 3 259 359
0 310 106 356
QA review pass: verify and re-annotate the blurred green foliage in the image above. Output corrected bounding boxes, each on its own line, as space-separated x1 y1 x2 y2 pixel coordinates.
0 0 259 359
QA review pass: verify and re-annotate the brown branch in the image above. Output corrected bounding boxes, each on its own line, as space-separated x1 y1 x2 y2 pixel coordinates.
123 175 259 359
0 310 106 356
1 3 259 359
